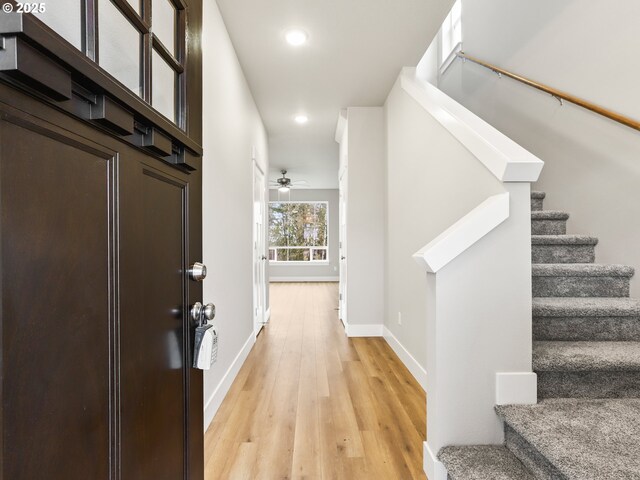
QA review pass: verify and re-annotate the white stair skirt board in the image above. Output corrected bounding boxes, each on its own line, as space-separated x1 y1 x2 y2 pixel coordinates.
265 307 271 322
496 372 538 405
345 323 384 337
203 331 256 430
414 193 510 273
269 276 339 283
425 441 448 480
383 326 427 390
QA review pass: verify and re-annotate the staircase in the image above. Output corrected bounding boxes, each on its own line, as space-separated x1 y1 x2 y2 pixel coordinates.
438 191 640 479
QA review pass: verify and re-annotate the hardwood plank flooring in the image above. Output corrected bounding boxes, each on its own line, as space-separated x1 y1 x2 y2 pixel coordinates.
204 282 426 479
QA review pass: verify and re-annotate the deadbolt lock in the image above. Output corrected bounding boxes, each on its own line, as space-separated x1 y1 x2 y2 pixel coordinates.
189 262 207 281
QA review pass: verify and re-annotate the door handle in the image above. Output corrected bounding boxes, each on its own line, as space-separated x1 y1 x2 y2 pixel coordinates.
190 302 216 325
203 303 216 321
341 256 346 260
189 262 207 281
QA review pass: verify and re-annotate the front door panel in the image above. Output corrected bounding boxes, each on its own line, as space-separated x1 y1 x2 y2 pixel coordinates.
0 117 113 479
120 164 189 479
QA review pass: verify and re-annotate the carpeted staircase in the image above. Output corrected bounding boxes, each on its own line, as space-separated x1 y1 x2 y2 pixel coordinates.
438 191 640 479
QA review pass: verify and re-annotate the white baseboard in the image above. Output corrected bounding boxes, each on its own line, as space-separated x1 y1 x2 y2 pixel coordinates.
265 307 271 322
496 372 537 405
424 441 447 480
270 276 339 282
203 332 256 430
345 323 384 337
383 326 427 390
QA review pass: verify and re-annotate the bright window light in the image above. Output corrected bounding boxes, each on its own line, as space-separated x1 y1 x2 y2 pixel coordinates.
441 0 462 69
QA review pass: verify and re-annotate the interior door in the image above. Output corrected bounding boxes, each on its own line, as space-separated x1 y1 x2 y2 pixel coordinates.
339 167 348 326
0 3 204 479
253 161 267 334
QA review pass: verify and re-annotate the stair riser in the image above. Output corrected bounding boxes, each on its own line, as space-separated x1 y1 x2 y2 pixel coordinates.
532 276 630 297
504 425 565 480
531 219 567 235
532 245 595 264
537 371 640 398
533 316 640 341
531 198 544 211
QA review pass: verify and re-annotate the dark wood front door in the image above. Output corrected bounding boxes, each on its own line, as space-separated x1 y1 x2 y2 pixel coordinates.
0 2 203 479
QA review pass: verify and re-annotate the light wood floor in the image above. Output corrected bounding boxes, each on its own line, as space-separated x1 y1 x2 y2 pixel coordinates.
204 282 426 479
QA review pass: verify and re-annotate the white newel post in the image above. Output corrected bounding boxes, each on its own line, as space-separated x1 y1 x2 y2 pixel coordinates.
416 184 538 480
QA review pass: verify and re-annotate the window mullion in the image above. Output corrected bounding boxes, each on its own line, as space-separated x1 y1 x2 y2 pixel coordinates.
176 7 186 128
112 0 149 31
142 0 152 103
143 34 152 103
84 0 99 61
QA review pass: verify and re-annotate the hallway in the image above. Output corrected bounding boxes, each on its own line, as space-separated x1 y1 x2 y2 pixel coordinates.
204 282 426 479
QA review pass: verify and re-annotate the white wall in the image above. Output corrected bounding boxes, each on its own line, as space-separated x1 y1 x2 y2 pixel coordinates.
384 78 505 369
202 0 268 429
268 189 340 281
343 107 386 328
438 0 640 294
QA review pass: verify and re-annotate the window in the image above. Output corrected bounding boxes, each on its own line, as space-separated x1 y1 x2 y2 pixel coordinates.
269 202 328 263
31 0 186 127
440 0 462 72
33 1 83 50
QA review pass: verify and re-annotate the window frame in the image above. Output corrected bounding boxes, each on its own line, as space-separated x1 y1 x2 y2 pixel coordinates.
439 0 463 77
28 0 187 128
102 0 186 127
268 200 330 265
0 0 202 166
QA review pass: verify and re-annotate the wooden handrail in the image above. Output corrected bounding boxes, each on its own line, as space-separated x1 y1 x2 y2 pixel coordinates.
456 52 640 133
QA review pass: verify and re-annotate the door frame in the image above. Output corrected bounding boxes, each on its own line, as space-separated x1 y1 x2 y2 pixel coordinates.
252 156 268 336
339 166 348 328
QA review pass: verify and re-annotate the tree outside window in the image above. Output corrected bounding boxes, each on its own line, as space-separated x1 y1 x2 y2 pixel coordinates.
269 202 328 262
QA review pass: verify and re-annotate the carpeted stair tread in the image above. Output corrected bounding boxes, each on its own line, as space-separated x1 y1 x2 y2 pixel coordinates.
438 446 534 480
531 191 546 199
531 235 598 245
496 399 640 480
531 210 569 220
533 341 640 371
532 235 597 264
533 297 640 317
532 263 634 277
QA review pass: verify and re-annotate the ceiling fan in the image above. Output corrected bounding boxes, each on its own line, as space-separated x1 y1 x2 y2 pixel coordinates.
269 169 309 193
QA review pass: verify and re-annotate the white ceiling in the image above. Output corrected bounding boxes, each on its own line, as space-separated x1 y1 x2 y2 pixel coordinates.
215 0 453 188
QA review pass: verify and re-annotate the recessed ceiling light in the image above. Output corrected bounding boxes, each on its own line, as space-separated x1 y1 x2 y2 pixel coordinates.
294 115 309 124
285 29 308 46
